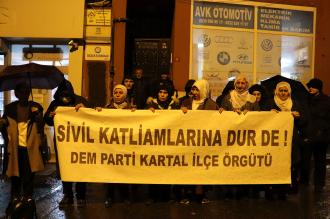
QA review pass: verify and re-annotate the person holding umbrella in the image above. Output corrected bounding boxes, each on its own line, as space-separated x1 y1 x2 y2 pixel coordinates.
0 82 44 215
44 79 91 208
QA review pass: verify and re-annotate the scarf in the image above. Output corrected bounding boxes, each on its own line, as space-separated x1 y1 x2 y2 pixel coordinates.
230 90 256 109
230 74 256 109
274 82 292 111
113 101 128 109
192 79 209 110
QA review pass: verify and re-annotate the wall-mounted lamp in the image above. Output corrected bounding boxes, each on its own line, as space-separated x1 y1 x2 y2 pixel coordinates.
68 39 85 52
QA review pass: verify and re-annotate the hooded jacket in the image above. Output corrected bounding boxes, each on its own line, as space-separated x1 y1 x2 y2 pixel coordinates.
44 80 90 126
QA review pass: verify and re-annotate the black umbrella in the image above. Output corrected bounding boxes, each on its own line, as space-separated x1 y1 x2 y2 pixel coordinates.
0 63 65 92
260 75 309 103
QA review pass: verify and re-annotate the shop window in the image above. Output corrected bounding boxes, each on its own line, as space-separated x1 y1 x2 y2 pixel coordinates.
0 55 4 65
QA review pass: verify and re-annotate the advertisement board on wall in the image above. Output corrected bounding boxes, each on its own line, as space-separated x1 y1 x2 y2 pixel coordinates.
85 45 111 61
86 9 112 26
257 7 314 34
192 28 254 97
191 0 315 99
193 1 255 29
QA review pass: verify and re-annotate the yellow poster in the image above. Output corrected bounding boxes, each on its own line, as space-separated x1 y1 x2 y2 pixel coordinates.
54 107 293 185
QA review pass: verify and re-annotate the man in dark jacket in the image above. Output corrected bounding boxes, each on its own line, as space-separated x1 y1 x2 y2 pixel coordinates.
133 67 150 109
301 78 330 192
122 74 136 106
44 79 90 207
0 83 44 215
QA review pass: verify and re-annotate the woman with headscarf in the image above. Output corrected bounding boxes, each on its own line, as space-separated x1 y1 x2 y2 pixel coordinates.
180 79 217 204
219 75 259 199
216 80 234 107
181 79 218 111
266 81 307 199
220 74 259 113
105 84 133 109
144 84 179 204
97 84 135 207
146 84 180 111
248 84 270 111
179 79 196 106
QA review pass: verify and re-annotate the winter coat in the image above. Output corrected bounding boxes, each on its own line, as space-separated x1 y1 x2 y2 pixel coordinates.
269 99 307 164
133 77 150 109
303 93 330 143
43 80 90 178
221 93 260 111
105 99 133 109
44 80 90 126
146 98 180 110
2 101 44 177
181 97 218 110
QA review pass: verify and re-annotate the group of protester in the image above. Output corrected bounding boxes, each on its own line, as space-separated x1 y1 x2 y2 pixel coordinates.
1 66 329 212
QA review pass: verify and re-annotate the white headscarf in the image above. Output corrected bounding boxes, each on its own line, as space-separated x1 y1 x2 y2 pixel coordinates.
192 79 209 110
230 74 256 109
274 81 292 111
113 84 128 107
113 84 127 97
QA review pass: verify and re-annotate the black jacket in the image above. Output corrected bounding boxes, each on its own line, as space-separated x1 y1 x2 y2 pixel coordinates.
269 99 307 164
44 80 90 126
181 97 218 110
303 93 330 143
43 80 90 178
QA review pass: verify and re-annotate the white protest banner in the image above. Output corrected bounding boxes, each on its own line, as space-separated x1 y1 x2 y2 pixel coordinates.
54 107 293 184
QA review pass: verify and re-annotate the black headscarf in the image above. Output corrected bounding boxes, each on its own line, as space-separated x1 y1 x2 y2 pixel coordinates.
156 84 173 109
53 79 75 106
248 84 269 110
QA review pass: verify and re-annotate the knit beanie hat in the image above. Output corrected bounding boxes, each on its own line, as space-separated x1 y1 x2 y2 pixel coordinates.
307 78 323 91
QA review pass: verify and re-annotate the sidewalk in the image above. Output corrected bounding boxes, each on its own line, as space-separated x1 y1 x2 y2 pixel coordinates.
1 164 330 219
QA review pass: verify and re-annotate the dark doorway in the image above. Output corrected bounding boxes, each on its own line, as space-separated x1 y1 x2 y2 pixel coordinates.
125 0 175 81
88 62 107 107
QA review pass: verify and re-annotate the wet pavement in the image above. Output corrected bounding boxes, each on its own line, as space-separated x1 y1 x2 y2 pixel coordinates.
1 164 330 219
